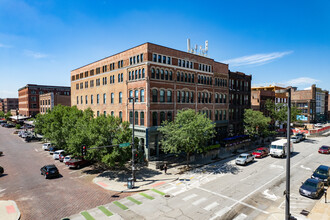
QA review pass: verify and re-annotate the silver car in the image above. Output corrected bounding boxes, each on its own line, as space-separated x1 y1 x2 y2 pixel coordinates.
235 153 254 166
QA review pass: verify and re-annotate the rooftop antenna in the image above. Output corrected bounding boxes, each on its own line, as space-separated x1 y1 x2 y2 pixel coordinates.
187 39 191 53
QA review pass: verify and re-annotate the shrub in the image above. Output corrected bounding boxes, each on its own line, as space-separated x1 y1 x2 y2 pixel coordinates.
15 124 22 129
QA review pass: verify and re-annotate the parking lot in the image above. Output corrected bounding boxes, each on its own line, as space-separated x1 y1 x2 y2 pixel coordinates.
0 126 132 220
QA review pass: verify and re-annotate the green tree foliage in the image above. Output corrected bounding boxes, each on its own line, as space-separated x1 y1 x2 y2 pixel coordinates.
0 111 4 118
5 112 12 121
265 99 302 125
158 109 216 166
244 109 272 137
34 105 132 168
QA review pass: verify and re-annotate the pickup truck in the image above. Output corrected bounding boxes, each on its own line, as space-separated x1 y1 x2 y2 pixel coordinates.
65 157 90 169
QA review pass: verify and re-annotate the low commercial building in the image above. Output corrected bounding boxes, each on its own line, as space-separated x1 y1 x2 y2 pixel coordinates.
18 84 71 117
0 98 19 113
39 92 71 114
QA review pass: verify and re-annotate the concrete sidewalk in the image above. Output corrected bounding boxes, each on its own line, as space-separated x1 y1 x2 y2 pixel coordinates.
0 200 20 220
307 193 330 220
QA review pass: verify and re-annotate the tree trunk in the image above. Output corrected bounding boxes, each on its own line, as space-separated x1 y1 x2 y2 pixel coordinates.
186 152 190 168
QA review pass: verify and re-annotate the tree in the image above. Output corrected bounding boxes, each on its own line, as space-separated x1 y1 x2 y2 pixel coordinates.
0 111 4 118
244 109 272 138
5 112 12 121
265 99 302 126
158 109 216 167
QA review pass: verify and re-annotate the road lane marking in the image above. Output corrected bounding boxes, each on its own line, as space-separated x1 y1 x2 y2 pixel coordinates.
240 175 252 182
300 165 311 171
270 164 284 169
192 198 207 206
210 206 231 220
182 194 198 201
0 189 6 193
34 148 38 152
233 213 247 220
204 202 218 211
69 170 79 174
172 189 186 196
262 189 278 201
163 186 177 193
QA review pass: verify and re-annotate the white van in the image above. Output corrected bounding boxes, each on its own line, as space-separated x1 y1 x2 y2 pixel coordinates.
270 139 294 158
42 143 52 151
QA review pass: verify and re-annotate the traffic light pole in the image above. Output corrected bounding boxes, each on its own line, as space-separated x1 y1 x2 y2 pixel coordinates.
131 97 136 182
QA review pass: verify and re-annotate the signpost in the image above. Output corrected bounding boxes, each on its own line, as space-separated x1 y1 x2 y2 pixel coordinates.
119 142 131 148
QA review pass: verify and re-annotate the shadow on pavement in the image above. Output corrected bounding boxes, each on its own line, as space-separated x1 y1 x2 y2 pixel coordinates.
97 167 162 182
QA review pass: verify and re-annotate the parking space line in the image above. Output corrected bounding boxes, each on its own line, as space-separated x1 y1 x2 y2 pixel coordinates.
192 198 207 206
182 194 198 201
204 202 218 211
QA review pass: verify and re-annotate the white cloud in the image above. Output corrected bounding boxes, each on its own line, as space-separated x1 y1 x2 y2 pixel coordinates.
24 50 48 59
222 51 293 67
286 77 319 86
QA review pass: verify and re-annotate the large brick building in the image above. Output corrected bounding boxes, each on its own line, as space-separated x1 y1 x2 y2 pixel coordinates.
0 98 18 113
71 42 250 160
39 92 71 114
228 71 251 136
291 84 328 123
18 84 71 117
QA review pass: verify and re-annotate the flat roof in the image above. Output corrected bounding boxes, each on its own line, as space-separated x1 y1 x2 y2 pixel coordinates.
18 84 71 92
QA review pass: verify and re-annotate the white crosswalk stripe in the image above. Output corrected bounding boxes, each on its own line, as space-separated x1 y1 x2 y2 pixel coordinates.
192 198 207 206
233 213 247 220
203 202 218 211
163 186 177 193
182 194 198 201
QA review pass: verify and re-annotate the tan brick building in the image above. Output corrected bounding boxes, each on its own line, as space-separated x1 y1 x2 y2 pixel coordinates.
39 92 71 114
18 84 71 117
71 42 246 160
0 98 18 113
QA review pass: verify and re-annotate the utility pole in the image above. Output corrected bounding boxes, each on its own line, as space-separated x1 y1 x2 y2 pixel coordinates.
286 88 291 220
128 96 137 181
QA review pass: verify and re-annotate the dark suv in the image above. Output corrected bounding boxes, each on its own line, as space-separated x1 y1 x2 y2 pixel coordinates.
40 164 60 179
311 165 330 186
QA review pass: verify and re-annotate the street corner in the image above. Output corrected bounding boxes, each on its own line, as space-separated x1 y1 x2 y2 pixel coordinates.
0 200 21 220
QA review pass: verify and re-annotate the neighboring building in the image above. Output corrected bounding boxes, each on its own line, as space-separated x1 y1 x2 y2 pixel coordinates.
251 85 287 117
71 42 235 160
39 92 71 114
228 71 252 136
0 98 19 113
18 84 71 117
328 95 330 122
292 84 328 123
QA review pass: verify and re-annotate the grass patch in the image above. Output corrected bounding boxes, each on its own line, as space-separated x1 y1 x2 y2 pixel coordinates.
139 192 154 200
98 206 113 216
80 211 95 220
151 189 166 196
127 197 142 205
113 201 128 210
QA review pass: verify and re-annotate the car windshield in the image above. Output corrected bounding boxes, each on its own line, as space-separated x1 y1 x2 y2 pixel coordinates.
255 150 262 153
315 168 328 175
271 145 283 150
321 146 329 150
238 155 247 159
49 168 58 172
304 180 317 188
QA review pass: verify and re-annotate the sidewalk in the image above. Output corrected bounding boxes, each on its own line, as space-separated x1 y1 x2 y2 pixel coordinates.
0 200 20 220
307 193 330 220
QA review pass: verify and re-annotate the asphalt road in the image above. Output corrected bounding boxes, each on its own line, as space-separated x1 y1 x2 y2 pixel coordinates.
0 127 131 220
75 135 330 220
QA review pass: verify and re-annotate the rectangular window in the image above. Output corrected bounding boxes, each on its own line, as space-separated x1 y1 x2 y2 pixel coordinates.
96 67 100 74
140 53 143 62
158 55 161 63
80 83 83 89
111 93 114 104
153 54 157 62
130 57 132 65
137 55 140 63
167 57 171 64
152 112 158 126
140 112 144 126
90 80 94 87
97 94 100 104
90 69 94 76
140 89 145 102
135 111 138 125
163 56 166 63
85 71 88 77
129 111 133 124
91 95 93 104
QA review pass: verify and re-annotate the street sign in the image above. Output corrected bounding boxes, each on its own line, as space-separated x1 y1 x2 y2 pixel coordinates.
119 142 131 147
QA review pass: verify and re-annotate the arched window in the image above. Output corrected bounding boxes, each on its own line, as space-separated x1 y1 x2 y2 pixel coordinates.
177 91 180 102
160 90 165 102
135 70 138 79
156 69 160 79
138 69 141 78
129 71 131 80
205 93 208 103
152 89 158 102
140 112 144 125
132 71 134 80
119 111 122 122
135 111 138 125
142 68 145 78
185 73 187 82
151 68 155 78
167 90 172 102
165 70 168 80
160 112 165 124
111 111 114 116
119 92 122 103
161 69 164 80
181 91 185 103
169 71 173 80
202 93 204 103
111 93 114 104
97 94 100 104
209 93 212 103
192 74 194 83
198 75 200 83
186 91 189 103
203 76 206 84
188 74 191 83
85 95 88 104
152 112 158 126
207 77 209 85
129 111 133 124
140 89 145 102
215 110 218 120
198 92 201 103
103 93 106 104
129 90 133 102
220 94 223 103
190 92 194 103
181 73 184 81
135 90 139 101
167 111 172 122
177 72 180 81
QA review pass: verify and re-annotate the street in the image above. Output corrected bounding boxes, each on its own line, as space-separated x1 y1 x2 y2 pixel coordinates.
67 135 330 220
0 127 131 220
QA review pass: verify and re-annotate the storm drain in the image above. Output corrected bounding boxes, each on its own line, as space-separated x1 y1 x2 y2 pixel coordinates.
300 209 310 216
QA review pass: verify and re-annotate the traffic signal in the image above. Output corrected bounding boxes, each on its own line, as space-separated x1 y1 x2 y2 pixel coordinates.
134 152 138 163
82 145 87 156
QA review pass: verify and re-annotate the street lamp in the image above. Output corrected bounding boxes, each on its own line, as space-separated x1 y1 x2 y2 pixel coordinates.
128 96 138 182
276 88 291 220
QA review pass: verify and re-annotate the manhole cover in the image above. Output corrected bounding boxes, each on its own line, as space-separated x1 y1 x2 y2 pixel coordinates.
300 209 310 216
165 194 170 198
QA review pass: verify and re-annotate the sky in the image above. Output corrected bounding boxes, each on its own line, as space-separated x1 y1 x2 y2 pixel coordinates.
0 0 330 98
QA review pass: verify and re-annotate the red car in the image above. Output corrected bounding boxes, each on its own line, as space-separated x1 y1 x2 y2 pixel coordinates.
58 154 66 162
318 146 330 154
65 157 90 169
252 147 269 158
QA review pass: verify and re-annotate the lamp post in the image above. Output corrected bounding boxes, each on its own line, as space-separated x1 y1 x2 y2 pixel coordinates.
276 88 292 220
128 96 137 182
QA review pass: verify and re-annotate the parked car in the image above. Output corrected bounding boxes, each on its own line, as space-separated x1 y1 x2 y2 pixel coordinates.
235 153 254 165
21 131 31 138
49 146 59 155
53 150 65 160
311 165 330 186
299 178 324 199
59 153 68 162
252 147 269 158
315 123 323 128
0 166 3 175
1 123 7 127
65 157 90 169
318 146 330 154
291 136 300 143
25 134 42 142
42 143 52 151
63 155 73 163
296 133 306 141
18 130 27 137
4 123 14 128
40 164 60 179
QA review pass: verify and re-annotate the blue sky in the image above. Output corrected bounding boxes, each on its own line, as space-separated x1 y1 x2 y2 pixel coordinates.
0 0 330 98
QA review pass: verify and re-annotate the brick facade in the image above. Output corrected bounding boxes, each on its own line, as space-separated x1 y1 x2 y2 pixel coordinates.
39 92 71 114
71 42 248 160
0 98 18 114
18 84 71 117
